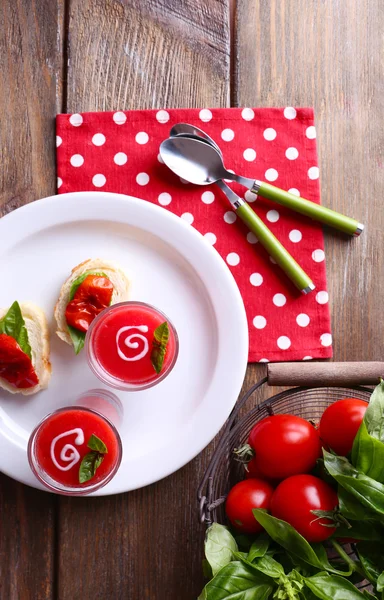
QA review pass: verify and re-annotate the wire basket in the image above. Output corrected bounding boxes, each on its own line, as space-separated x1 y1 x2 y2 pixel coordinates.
197 378 372 525
197 361 384 590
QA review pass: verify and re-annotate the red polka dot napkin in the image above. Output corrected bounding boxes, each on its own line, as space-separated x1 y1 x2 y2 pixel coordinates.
56 107 332 363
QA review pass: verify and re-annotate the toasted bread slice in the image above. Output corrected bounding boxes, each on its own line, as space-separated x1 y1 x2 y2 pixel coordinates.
54 258 130 347
0 303 51 396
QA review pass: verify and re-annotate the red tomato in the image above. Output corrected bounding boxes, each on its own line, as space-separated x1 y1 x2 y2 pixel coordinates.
225 478 274 534
73 275 113 307
270 474 338 542
245 457 277 484
319 399 367 456
248 414 321 480
0 334 39 388
65 275 113 333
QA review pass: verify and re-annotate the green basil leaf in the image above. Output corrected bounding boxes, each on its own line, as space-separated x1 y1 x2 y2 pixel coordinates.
201 561 274 600
236 553 284 580
363 591 379 600
0 301 32 359
247 534 270 562
79 452 101 483
252 510 352 576
352 421 384 482
69 271 108 300
338 486 370 521
87 434 108 454
333 519 383 541
204 524 238 576
150 321 169 374
67 324 85 355
356 543 384 586
377 572 384 592
304 572 368 600
364 380 384 442
202 559 213 580
324 450 384 517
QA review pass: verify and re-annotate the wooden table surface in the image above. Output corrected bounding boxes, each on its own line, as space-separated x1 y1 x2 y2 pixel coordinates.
0 1 383 598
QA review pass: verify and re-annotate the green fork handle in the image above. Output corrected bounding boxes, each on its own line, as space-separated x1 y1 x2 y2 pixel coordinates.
236 202 315 294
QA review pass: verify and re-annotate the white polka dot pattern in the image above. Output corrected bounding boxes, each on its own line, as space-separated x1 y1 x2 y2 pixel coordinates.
243 148 256 161
113 112 126 125
199 109 212 122
204 232 216 245
56 106 331 363
201 191 215 204
241 108 255 121
114 152 128 165
277 336 291 349
263 128 277 141
224 211 237 224
273 293 286 307
69 113 83 126
181 212 194 225
226 252 240 266
135 132 149 144
221 129 235 141
266 210 279 223
265 168 278 181
284 107 296 120
308 166 319 179
296 313 310 327
158 192 172 206
316 291 329 304
312 249 325 262
253 316 267 329
92 133 106 146
156 110 170 124
70 154 84 167
250 273 263 286
92 174 106 187
136 172 149 185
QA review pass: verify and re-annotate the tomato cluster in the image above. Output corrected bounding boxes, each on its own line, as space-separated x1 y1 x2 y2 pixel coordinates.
225 398 367 542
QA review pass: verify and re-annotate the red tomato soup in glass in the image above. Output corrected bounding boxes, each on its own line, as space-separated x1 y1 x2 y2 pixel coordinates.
86 302 179 391
28 407 122 494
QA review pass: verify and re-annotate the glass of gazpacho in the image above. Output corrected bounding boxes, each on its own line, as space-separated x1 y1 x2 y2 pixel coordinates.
28 402 122 495
86 301 179 391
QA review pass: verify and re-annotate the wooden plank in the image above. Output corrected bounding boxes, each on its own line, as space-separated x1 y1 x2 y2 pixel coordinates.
235 0 384 380
0 1 62 598
59 1 230 599
0 0 62 215
65 0 230 112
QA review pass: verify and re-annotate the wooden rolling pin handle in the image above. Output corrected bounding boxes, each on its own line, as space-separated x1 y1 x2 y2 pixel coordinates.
267 362 384 387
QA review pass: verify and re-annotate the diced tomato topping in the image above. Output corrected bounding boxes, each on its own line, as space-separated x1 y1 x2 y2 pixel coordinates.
65 275 114 333
0 334 39 389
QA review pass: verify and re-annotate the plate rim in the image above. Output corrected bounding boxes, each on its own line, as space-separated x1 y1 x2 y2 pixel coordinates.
0 191 249 494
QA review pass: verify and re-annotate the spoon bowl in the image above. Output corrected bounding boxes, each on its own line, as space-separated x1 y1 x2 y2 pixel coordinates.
159 137 230 186
170 123 222 156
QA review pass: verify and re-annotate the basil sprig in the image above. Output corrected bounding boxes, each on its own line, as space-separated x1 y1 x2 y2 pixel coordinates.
66 270 109 354
79 434 108 484
199 523 369 600
150 321 170 374
0 301 32 358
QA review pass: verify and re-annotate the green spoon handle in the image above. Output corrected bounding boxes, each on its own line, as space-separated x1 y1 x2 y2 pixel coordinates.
236 202 315 294
254 181 364 236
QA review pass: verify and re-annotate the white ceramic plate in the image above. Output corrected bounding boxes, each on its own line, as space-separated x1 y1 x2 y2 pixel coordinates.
0 192 248 495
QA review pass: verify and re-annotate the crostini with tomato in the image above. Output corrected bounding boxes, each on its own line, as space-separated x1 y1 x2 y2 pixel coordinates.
0 301 51 395
54 259 130 354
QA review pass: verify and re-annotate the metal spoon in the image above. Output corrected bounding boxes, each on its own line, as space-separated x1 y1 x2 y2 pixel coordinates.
170 128 243 207
162 135 363 237
160 136 315 294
